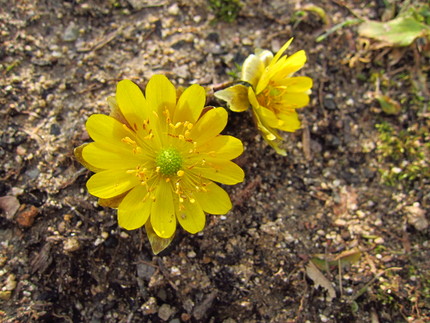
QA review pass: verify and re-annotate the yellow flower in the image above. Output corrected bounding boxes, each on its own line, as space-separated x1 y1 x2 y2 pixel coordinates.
75 75 244 254
215 38 313 155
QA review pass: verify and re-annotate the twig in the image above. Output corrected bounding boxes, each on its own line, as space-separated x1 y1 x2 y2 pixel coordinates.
157 258 179 291
338 259 343 297
316 19 362 43
77 28 122 53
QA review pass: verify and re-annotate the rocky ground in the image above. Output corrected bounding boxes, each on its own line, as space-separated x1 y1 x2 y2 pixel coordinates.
1 0 429 322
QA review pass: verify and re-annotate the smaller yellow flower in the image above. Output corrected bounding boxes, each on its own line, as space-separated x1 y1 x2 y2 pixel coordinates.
215 38 313 155
75 75 244 254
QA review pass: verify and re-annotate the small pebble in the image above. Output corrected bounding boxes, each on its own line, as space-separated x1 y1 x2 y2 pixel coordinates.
187 251 196 258
170 266 181 276
63 237 80 252
63 22 80 42
374 237 385 244
167 4 179 15
4 274 17 291
141 296 158 315
0 291 11 300
158 304 175 321
16 205 38 228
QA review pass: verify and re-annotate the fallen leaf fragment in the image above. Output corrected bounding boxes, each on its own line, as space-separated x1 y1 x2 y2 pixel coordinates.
358 16 430 47
306 260 336 302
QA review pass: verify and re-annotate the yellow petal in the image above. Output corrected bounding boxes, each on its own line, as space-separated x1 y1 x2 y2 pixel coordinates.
177 199 205 234
145 221 174 255
266 138 287 156
279 92 310 109
98 191 128 208
214 84 250 112
273 50 307 81
150 180 176 238
255 49 274 67
250 105 285 142
86 114 136 145
251 110 287 155
194 182 232 214
251 109 278 141
270 38 294 66
145 75 177 117
193 159 244 185
196 135 243 160
82 142 143 169
107 96 129 126
174 84 206 124
189 107 227 143
257 49 306 94
277 76 313 92
86 169 139 198
248 88 279 128
277 112 301 132
117 185 151 230
241 54 265 88
74 143 103 173
116 80 149 132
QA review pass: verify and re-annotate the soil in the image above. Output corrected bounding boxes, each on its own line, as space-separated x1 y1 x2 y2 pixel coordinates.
1 0 429 322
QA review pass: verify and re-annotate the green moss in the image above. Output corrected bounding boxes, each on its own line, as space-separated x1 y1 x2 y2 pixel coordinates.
375 120 430 186
208 0 242 23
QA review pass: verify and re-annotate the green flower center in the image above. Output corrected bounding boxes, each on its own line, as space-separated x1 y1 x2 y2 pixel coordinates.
155 148 183 176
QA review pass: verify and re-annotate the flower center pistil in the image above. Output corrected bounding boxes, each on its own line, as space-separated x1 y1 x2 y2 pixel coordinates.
155 148 183 176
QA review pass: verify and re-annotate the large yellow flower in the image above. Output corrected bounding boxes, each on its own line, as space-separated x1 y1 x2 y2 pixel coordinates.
75 75 244 253
215 38 313 155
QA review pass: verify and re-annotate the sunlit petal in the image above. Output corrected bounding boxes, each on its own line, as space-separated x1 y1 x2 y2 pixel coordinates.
86 169 139 199
196 135 243 160
86 114 136 145
145 75 176 117
276 76 313 92
242 54 265 88
193 159 244 185
118 185 151 230
177 199 205 234
214 84 250 112
194 182 232 214
151 180 176 238
189 107 227 143
175 84 206 124
82 142 143 169
116 80 149 132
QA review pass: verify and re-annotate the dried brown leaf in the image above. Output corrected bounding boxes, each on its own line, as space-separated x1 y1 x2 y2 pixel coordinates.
305 260 336 302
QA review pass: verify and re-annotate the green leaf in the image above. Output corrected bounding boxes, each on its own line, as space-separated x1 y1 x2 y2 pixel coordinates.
358 16 430 47
311 248 362 272
376 95 401 115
